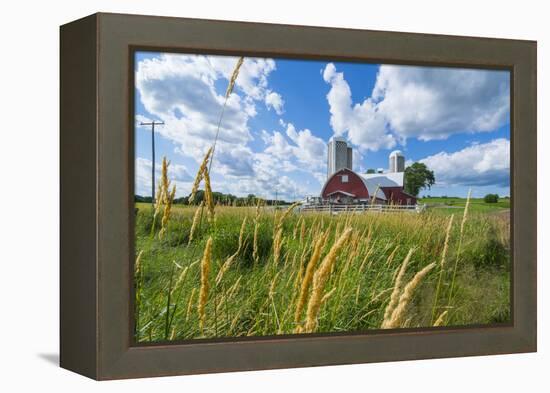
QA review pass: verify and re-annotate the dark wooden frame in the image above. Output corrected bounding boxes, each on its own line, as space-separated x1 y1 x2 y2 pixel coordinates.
60 12 537 380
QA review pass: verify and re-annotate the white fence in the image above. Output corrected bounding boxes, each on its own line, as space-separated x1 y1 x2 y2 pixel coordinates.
299 203 426 214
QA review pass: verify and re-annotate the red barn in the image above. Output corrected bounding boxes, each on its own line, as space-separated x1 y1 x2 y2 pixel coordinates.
321 168 417 205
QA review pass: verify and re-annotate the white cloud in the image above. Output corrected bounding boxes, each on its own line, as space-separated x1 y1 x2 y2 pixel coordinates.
259 129 272 145
419 139 510 187
262 123 327 174
135 157 193 197
352 149 365 172
373 65 509 141
204 56 276 100
322 63 509 151
136 53 279 175
218 173 305 202
285 123 327 169
135 114 155 127
264 130 294 159
212 144 255 177
265 91 285 115
241 122 328 199
323 63 396 151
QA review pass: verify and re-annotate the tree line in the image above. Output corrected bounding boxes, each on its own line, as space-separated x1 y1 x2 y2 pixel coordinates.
135 191 292 206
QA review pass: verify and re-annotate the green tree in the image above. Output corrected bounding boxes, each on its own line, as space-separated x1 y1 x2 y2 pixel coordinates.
404 162 435 196
484 193 499 203
366 168 376 174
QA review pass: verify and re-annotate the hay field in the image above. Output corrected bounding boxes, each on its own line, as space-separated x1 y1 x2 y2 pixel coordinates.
134 196 510 342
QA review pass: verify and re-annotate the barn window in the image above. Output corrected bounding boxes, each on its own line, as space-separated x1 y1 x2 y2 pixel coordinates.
341 175 349 183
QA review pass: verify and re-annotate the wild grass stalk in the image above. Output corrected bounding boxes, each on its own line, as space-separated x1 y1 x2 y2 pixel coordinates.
431 214 454 323
188 202 203 245
304 227 353 333
135 186 510 341
189 147 212 204
186 287 196 322
203 168 215 223
433 310 448 327
447 189 472 308
198 237 213 333
382 248 415 326
252 200 262 265
209 57 244 174
383 262 437 329
294 232 326 324
164 263 177 339
216 217 247 285
159 184 176 239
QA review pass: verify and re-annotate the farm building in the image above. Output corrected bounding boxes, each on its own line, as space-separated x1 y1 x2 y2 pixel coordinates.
321 139 417 205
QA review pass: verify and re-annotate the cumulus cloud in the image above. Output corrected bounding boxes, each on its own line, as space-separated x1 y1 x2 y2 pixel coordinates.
285 123 327 169
322 63 510 151
420 139 510 187
373 65 510 141
136 52 320 200
265 91 285 115
246 122 328 198
135 157 193 197
352 149 365 172
136 53 280 171
323 63 396 151
212 144 255 177
262 123 327 173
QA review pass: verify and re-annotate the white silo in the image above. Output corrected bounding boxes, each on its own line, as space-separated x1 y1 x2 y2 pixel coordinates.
327 137 353 177
389 150 405 173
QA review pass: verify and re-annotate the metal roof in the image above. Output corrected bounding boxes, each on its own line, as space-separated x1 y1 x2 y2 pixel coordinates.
357 172 405 200
359 172 404 187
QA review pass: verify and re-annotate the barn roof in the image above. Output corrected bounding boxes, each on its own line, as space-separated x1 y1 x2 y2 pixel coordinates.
358 178 387 200
354 172 405 201
359 172 404 187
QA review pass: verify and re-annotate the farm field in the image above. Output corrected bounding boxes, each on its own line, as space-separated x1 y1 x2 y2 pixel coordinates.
132 53 512 344
420 197 510 214
134 197 510 343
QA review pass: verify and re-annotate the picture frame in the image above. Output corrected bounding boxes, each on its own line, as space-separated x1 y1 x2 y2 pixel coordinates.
60 12 536 380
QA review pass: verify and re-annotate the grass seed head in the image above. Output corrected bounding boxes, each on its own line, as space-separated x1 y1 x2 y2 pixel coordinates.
294 233 325 323
441 214 455 267
188 202 204 245
189 147 212 204
159 184 176 239
135 250 143 276
433 310 449 327
185 287 197 322
225 57 244 98
304 227 353 333
384 262 437 329
198 237 213 332
383 247 416 324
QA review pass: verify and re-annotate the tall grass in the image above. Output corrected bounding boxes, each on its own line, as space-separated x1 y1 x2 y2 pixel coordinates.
134 193 510 342
133 57 509 342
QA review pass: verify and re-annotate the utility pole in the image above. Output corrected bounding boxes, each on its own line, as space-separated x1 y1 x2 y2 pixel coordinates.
140 121 164 206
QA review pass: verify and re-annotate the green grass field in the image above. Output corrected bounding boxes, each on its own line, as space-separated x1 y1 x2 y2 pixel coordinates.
420 197 510 214
134 199 511 343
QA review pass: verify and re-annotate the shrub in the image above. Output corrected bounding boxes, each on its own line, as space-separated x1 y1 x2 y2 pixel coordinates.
484 193 499 203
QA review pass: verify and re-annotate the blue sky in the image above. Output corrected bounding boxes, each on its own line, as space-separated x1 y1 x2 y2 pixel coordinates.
134 51 510 200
